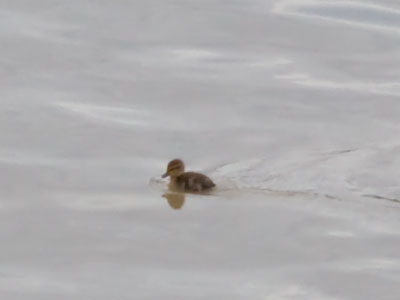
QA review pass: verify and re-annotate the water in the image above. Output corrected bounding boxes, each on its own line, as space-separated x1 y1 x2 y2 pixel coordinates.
1 0 400 299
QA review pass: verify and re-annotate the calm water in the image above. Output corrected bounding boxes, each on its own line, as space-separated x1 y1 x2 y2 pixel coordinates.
1 0 400 299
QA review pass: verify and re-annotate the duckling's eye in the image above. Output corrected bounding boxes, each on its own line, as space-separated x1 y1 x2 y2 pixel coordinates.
168 166 181 172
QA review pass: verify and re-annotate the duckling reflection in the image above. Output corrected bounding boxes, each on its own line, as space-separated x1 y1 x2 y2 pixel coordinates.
162 159 216 193
163 192 185 210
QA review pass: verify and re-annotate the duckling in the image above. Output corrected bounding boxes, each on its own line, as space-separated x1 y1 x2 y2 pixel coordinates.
162 159 215 192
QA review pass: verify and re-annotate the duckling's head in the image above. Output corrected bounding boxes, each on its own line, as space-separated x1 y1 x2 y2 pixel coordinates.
162 159 185 178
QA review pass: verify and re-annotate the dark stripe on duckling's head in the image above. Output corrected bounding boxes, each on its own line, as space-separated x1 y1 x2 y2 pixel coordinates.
162 159 185 178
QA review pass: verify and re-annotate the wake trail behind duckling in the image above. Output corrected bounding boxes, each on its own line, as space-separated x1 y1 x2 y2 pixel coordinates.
210 146 400 207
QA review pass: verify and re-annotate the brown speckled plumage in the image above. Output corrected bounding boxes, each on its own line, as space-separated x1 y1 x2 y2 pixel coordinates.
162 159 216 192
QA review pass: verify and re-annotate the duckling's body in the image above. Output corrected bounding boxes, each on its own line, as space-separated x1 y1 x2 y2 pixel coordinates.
171 171 215 192
162 159 215 193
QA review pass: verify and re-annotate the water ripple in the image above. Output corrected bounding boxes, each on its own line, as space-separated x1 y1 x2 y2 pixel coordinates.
273 1 400 34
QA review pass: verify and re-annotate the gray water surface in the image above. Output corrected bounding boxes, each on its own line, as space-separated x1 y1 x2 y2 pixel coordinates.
1 0 400 299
